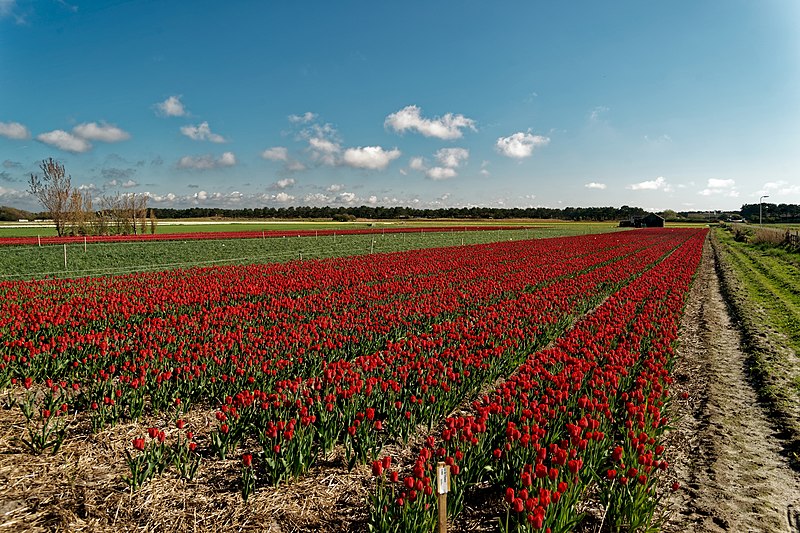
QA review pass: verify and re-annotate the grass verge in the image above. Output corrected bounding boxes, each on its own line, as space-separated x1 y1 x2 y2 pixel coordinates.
711 227 800 465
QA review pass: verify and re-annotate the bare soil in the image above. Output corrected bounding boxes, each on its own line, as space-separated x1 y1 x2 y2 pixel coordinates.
664 237 800 532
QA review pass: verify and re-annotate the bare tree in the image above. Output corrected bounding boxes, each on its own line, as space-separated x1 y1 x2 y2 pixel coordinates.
28 158 72 237
67 189 96 235
101 192 148 235
148 208 158 235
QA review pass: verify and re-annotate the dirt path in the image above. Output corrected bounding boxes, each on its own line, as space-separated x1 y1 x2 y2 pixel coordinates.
664 237 800 532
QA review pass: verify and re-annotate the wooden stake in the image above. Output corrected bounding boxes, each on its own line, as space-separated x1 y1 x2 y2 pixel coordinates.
437 462 450 533
63 244 67 269
84 236 87 252
38 235 41 247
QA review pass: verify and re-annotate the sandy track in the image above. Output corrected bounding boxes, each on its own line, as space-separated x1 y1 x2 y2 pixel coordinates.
665 237 800 532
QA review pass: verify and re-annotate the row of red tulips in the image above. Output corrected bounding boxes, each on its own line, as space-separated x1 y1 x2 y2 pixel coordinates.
366 228 705 531
0 224 529 246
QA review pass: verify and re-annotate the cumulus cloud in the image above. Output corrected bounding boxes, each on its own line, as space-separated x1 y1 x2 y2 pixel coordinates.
759 180 800 196
385 105 476 140
73 122 130 142
308 136 341 166
155 95 187 117
288 112 317 124
342 146 401 170
121 179 138 188
407 148 468 180
177 152 237 170
627 176 672 192
274 178 295 189
435 147 469 169
37 130 92 153
426 167 457 181
327 183 345 192
274 192 294 202
699 178 738 197
148 192 178 203
0 121 30 140
409 157 425 171
495 131 550 159
585 182 607 190
261 146 288 161
180 121 226 143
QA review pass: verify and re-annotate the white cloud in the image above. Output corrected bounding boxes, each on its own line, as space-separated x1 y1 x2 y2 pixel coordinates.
148 192 177 203
155 95 187 117
0 185 28 203
121 179 138 188
699 178 737 197
288 112 317 124
0 121 30 140
760 181 800 196
177 152 236 170
407 149 467 180
73 122 130 142
180 121 226 143
274 192 294 202
194 190 208 201
327 183 345 192
585 182 607 190
275 178 295 189
286 160 306 171
426 167 457 181
342 146 401 170
409 157 425 171
37 130 92 153
385 105 476 140
308 136 341 165
337 192 357 204
480 160 490 177
435 147 469 169
627 176 671 192
218 152 236 166
495 131 550 159
261 146 289 161
304 192 330 203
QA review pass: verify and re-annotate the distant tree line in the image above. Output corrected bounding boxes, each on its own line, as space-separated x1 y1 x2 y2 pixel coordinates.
740 203 800 223
149 205 651 221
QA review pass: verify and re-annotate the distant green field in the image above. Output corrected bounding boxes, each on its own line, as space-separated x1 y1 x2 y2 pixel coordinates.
0 223 625 281
0 218 623 237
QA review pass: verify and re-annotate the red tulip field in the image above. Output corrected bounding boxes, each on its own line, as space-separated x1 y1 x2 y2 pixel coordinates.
0 228 712 531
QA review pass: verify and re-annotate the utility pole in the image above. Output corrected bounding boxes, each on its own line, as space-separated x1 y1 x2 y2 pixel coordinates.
760 195 769 227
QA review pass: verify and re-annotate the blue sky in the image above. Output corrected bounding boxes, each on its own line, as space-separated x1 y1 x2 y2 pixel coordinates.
1 1 798 212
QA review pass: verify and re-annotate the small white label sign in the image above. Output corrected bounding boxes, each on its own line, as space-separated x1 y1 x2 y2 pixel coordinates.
437 464 450 495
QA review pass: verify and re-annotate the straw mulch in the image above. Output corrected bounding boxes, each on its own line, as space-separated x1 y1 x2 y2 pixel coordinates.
0 390 374 533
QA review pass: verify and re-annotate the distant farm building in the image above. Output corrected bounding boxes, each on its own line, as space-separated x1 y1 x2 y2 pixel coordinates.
619 213 665 228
